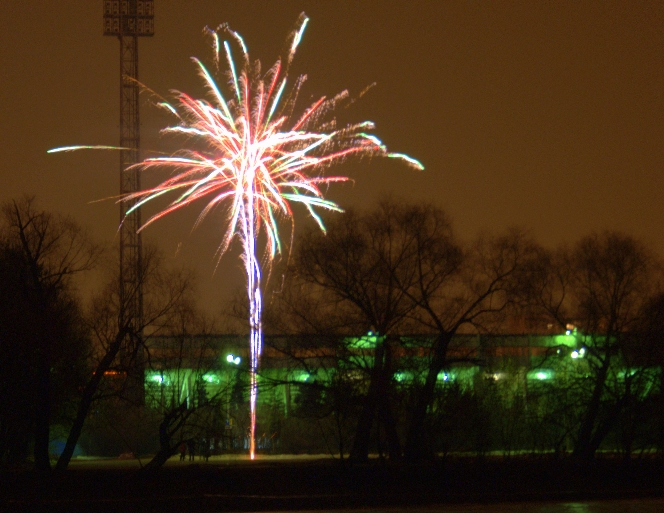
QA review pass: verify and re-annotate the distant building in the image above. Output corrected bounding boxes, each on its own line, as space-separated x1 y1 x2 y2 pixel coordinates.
142 330 591 414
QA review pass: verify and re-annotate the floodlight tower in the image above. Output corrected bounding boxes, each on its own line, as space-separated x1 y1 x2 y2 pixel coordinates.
103 1 154 386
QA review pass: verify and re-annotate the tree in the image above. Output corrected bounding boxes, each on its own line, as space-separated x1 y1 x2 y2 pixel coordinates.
532 231 660 460
0 246 35 464
279 200 542 461
55 247 196 470
0 197 98 471
398 224 541 460
572 232 660 460
0 245 90 466
286 201 431 461
140 297 223 470
629 293 664 454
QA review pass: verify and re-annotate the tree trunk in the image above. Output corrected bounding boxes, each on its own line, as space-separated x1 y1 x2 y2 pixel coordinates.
573 355 611 461
404 333 450 460
33 358 51 472
349 379 378 462
377 393 401 459
55 392 92 471
56 329 127 470
143 445 176 471
33 293 53 472
349 342 385 462
377 339 401 459
404 365 439 460
141 403 189 471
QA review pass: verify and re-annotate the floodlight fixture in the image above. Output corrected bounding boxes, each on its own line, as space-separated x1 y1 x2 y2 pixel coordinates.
103 0 154 37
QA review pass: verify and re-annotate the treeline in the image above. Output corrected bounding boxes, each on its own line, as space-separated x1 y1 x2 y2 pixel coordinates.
262 199 664 462
0 196 663 469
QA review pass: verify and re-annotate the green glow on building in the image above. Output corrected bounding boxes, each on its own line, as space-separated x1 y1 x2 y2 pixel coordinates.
527 369 554 380
346 331 383 349
617 368 638 379
203 373 221 384
394 371 413 382
436 367 477 389
146 371 169 385
291 370 311 382
552 333 578 348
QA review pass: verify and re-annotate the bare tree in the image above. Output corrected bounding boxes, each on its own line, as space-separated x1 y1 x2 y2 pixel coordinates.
0 197 98 471
277 200 542 461
141 300 222 470
55 247 195 470
397 220 542 460
571 232 659 460
531 231 661 460
286 201 438 461
629 293 664 454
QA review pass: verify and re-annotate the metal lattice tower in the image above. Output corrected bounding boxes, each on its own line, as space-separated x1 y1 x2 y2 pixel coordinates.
103 1 154 382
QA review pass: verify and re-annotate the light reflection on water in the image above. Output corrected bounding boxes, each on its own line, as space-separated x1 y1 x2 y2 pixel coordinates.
264 498 664 513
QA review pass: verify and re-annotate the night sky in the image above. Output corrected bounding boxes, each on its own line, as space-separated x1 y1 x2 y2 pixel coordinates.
1 1 663 314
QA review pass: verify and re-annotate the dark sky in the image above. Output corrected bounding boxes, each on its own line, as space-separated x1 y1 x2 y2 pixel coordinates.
2 1 663 314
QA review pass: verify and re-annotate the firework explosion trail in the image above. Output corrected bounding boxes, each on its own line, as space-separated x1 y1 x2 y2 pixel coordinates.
50 13 423 459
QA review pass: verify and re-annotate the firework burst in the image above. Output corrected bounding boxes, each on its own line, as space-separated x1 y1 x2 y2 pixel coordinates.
51 13 422 459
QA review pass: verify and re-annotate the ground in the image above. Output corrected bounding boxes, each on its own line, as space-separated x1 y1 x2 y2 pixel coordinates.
1 454 663 512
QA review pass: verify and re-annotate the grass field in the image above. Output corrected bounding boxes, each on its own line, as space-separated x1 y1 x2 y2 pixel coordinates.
2 455 664 512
